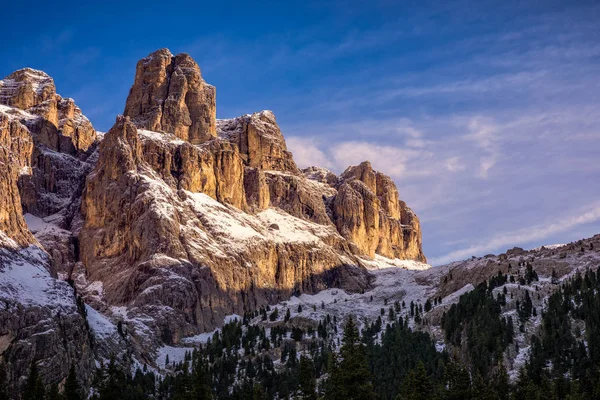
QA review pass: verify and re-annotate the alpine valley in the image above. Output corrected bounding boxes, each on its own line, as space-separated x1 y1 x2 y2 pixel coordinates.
1 49 599 400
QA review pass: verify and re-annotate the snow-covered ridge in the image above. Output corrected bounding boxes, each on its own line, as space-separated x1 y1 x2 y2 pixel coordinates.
359 254 431 271
530 243 566 251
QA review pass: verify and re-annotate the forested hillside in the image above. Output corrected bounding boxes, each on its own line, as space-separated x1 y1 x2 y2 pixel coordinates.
8 256 600 400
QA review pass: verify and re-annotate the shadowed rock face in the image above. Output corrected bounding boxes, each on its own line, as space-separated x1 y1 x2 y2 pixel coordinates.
0 71 102 397
123 48 217 144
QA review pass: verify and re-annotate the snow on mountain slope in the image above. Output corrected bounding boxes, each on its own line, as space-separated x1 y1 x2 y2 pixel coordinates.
0 246 71 307
0 245 97 392
167 235 600 381
24 213 71 237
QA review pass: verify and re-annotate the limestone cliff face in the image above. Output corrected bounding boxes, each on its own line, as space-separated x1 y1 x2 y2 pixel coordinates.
0 112 36 248
123 49 216 144
218 111 299 173
0 68 98 223
0 73 102 396
80 116 367 344
77 51 425 347
334 161 425 261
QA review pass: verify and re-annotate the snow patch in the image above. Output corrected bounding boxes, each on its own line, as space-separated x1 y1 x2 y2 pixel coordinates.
443 284 475 304
257 208 339 244
24 213 70 237
360 254 431 271
86 304 119 339
0 246 75 308
156 345 195 369
138 129 185 145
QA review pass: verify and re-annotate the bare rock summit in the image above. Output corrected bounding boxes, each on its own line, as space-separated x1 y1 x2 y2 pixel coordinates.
123 48 217 144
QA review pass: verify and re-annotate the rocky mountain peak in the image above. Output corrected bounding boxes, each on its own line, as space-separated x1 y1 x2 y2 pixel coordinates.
302 166 338 186
333 160 424 261
0 68 56 110
0 67 96 153
123 48 216 144
218 110 299 173
0 65 99 249
340 161 377 192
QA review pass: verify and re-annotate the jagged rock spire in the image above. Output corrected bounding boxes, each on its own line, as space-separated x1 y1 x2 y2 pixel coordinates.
123 48 216 144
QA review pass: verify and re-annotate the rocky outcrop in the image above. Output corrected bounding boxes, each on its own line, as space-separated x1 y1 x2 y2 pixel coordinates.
0 111 36 248
0 69 55 117
77 49 425 347
0 247 97 398
218 111 299 173
123 49 216 144
0 68 96 153
0 68 98 225
302 166 338 187
263 171 335 225
333 161 425 261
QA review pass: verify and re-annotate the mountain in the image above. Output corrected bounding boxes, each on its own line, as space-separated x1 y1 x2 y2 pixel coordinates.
0 49 425 396
0 49 598 399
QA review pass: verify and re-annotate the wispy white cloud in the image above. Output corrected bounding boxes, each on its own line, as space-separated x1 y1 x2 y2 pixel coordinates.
285 137 334 170
429 203 600 265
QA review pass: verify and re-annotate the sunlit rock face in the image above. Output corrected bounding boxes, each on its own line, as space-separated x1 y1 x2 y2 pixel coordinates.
123 48 217 145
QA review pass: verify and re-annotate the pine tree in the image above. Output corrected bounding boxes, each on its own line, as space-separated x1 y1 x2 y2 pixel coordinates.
97 357 127 400
472 372 495 400
443 361 471 400
23 362 45 400
190 355 212 399
424 299 432 312
47 384 62 400
298 356 317 400
0 362 8 400
64 364 82 400
325 316 375 400
397 362 433 400
285 308 291 323
551 269 559 284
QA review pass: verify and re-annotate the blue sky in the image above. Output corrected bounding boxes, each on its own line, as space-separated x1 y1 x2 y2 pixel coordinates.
1 0 599 265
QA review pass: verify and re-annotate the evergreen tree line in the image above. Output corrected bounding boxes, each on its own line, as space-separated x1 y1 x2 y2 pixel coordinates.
12 265 600 399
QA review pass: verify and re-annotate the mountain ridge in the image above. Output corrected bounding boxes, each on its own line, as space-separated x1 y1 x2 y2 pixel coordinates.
0 48 426 396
